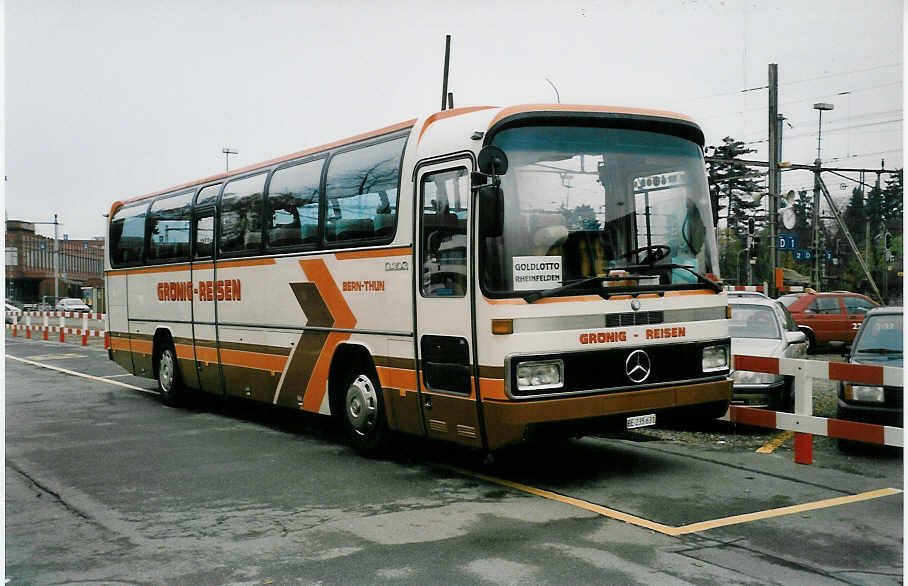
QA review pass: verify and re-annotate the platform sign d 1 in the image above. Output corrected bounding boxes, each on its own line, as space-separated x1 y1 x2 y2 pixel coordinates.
777 233 798 249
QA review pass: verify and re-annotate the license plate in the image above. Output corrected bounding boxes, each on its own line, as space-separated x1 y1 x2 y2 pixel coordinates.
626 414 656 429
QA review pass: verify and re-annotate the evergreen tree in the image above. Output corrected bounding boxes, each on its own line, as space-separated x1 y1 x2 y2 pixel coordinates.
881 170 903 235
707 137 763 235
842 186 865 240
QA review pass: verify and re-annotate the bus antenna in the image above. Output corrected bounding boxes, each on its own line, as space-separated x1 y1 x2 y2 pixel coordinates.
441 35 452 111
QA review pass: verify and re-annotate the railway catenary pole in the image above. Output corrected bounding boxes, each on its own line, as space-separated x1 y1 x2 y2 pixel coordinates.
767 64 779 296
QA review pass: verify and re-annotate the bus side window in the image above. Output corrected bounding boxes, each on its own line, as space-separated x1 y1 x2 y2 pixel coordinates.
220 172 267 255
110 203 148 267
324 136 406 245
266 159 322 249
420 168 469 297
147 191 192 262
194 216 214 259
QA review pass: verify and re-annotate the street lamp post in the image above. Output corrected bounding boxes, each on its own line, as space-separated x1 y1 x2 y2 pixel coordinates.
30 215 62 303
222 147 238 174
811 102 834 289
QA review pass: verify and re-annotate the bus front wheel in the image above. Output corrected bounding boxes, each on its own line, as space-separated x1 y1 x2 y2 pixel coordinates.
342 370 390 457
156 345 182 406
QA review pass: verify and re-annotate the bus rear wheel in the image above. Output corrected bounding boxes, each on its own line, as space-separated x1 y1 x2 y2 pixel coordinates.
156 345 182 406
342 371 390 457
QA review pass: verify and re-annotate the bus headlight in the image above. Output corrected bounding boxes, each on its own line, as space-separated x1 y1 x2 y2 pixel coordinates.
844 384 885 403
516 360 564 390
702 345 728 372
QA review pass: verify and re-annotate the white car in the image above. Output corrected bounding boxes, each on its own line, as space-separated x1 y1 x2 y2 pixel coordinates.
729 297 808 410
5 302 22 324
55 298 91 313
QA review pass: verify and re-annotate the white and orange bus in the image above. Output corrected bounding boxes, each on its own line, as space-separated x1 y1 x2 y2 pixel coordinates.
105 104 732 455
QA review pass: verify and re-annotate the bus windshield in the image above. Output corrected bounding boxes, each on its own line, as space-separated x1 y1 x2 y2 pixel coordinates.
482 125 718 296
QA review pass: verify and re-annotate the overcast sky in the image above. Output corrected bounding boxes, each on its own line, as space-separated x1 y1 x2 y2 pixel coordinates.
3 0 903 239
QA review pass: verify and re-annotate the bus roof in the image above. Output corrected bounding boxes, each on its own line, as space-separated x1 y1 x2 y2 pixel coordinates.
111 104 702 216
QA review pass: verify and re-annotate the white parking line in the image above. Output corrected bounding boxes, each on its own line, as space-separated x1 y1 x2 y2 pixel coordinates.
6 354 157 395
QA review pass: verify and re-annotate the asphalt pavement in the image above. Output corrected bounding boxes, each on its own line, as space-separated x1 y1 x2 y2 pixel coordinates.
5 334 903 585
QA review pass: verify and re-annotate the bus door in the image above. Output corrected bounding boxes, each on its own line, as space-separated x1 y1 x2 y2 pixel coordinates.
414 161 483 448
191 205 221 394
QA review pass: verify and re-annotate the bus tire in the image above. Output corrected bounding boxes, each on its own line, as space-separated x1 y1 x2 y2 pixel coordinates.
342 369 390 457
156 344 182 407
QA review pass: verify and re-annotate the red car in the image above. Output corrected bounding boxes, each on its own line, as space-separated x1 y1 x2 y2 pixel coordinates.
778 291 879 351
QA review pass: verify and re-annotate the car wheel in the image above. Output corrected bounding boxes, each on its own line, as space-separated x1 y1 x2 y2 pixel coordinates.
801 329 817 353
157 344 182 406
342 370 391 457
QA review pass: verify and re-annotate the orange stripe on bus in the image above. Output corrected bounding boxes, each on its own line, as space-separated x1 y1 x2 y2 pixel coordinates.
194 345 218 363
110 337 131 351
216 258 277 269
174 343 195 361
299 259 357 412
334 246 413 260
418 106 496 142
376 366 418 390
479 378 507 400
664 289 716 296
219 348 287 373
481 295 603 305
108 257 278 275
130 339 153 354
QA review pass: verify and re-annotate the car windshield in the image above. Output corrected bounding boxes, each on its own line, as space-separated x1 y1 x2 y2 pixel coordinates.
777 295 799 307
481 125 718 296
854 314 903 354
729 305 781 339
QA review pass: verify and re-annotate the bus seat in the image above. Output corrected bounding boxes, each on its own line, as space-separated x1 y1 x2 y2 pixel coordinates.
244 230 262 248
531 214 568 256
561 231 609 279
337 218 374 240
374 213 395 237
269 224 298 247
299 223 318 244
325 218 337 241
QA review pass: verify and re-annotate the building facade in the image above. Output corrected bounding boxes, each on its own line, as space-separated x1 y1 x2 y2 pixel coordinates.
5 220 104 307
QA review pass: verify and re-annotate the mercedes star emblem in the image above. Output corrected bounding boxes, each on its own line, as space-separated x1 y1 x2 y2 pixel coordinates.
625 349 651 383
631 299 641 311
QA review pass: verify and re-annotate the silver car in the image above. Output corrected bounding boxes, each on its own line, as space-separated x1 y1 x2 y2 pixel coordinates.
55 298 91 313
729 297 808 410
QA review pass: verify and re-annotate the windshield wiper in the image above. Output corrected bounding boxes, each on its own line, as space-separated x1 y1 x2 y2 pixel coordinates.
855 348 902 354
643 263 723 293
523 276 608 304
521 264 722 303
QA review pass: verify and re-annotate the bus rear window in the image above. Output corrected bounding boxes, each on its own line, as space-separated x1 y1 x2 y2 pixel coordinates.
110 203 148 266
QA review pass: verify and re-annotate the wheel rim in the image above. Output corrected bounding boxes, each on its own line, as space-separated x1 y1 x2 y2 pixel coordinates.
345 375 377 436
160 349 175 392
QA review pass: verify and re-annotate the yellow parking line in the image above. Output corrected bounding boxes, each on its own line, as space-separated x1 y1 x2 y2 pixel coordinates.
443 466 678 534
445 466 902 537
673 488 902 535
756 431 794 454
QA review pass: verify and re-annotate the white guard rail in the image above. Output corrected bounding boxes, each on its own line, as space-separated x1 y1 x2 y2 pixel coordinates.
727 354 903 464
6 311 109 348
